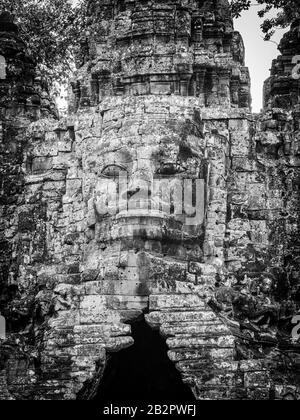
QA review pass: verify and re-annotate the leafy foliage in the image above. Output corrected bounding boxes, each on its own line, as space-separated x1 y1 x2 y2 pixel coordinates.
0 0 89 89
231 0 300 40
0 0 299 90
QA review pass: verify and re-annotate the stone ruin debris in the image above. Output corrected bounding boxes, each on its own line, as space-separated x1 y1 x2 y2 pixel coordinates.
0 0 300 400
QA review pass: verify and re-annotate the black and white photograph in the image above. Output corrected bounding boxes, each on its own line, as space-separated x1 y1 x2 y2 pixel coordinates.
0 0 300 407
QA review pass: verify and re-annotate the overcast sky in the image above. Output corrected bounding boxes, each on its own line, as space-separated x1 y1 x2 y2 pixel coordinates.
234 4 288 112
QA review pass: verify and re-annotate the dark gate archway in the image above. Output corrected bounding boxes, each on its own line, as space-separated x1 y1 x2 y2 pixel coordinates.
94 319 195 403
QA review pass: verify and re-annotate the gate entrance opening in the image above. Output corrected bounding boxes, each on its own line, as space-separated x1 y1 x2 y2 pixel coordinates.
95 319 195 402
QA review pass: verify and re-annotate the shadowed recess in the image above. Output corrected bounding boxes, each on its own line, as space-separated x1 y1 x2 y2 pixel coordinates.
95 319 196 402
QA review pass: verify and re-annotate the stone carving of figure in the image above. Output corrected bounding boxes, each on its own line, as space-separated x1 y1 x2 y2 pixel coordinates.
212 274 280 339
84 116 207 276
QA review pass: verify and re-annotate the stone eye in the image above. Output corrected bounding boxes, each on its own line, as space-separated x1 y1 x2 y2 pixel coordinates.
157 163 186 176
101 164 127 178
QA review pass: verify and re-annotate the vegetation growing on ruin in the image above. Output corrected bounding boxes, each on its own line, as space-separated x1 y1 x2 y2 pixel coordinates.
0 0 88 88
0 0 299 87
231 0 300 39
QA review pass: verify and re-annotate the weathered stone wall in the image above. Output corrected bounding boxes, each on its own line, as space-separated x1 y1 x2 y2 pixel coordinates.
215 19 300 399
0 11 57 399
0 1 299 400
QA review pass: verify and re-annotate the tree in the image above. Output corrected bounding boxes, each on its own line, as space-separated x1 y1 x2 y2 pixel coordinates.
0 0 89 90
1 0 299 90
231 0 300 40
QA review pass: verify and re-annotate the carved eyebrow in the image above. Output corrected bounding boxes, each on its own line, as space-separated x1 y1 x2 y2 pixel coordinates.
101 164 128 172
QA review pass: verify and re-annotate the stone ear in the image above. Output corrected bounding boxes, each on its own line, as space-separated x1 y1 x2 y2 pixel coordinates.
0 56 7 80
0 315 5 340
87 198 96 227
292 55 300 80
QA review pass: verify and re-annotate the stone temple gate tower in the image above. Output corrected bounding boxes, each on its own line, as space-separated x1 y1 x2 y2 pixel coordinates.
0 1 300 400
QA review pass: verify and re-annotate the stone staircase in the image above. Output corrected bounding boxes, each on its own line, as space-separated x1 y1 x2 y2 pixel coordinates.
146 294 273 400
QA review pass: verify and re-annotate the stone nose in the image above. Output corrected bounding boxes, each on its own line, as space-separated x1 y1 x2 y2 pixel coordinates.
123 175 152 202
119 164 153 213
123 160 154 200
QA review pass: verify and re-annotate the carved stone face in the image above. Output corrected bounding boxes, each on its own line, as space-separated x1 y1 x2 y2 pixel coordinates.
83 117 207 266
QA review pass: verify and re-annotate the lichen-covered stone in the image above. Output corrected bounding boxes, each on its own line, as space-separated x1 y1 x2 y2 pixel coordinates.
0 1 300 401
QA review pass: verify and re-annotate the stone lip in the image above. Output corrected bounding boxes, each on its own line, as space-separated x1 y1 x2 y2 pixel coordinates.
97 214 204 243
116 210 172 220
